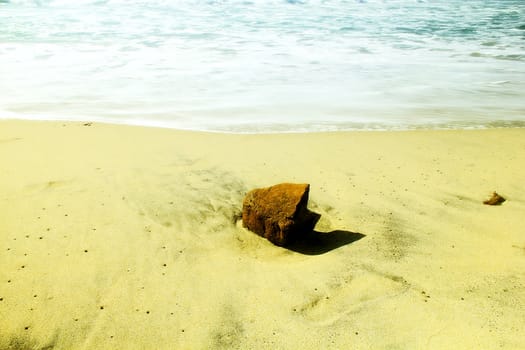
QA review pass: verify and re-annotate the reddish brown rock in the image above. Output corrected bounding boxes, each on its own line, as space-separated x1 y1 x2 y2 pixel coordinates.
483 191 506 205
242 183 320 246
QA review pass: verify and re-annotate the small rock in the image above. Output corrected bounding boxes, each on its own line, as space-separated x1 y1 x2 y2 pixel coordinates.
242 183 320 246
483 191 506 205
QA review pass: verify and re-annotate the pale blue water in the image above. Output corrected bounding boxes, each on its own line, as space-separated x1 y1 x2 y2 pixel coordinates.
1 0 524 132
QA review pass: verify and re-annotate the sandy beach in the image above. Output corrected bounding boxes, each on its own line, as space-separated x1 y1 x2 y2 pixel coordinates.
1 120 524 349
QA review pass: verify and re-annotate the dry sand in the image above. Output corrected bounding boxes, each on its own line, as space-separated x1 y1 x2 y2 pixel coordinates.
1 120 524 349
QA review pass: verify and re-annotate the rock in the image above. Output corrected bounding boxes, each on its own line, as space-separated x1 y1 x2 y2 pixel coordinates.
483 191 506 205
242 183 320 246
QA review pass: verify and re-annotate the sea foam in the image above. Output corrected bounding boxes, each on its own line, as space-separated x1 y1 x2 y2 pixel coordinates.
1 0 524 132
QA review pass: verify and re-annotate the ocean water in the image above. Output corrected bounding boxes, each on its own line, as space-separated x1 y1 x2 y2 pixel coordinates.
1 0 524 132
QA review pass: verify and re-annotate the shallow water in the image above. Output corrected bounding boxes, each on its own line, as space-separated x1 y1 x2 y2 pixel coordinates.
1 0 524 132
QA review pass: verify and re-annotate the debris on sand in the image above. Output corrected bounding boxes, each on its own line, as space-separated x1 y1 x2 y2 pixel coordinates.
483 191 506 206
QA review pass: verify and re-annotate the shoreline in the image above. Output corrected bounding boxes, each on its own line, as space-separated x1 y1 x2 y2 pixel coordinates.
1 116 525 135
1 120 524 349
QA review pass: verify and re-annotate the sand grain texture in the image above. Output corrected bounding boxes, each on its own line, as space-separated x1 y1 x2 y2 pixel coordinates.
1 121 524 349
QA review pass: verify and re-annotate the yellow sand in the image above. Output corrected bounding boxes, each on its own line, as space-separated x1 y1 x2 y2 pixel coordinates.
1 120 524 349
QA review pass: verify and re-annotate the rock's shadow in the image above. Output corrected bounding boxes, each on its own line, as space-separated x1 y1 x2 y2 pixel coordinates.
287 230 365 255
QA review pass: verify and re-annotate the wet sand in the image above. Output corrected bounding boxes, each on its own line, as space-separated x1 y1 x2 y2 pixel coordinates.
1 120 524 349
